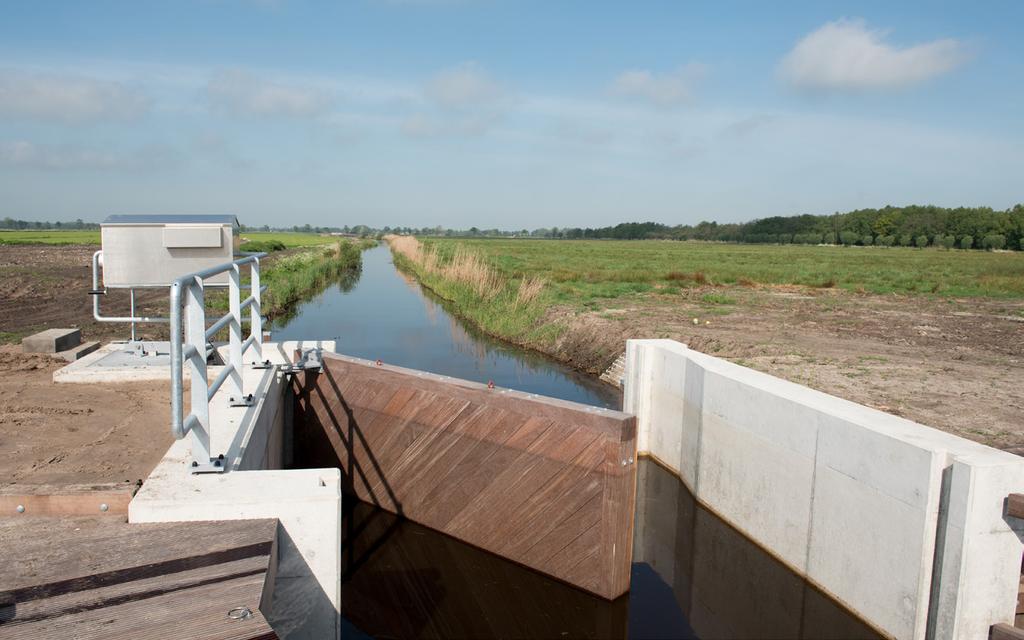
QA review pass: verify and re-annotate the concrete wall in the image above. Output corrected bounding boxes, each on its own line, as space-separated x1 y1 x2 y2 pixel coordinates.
131 341 342 639
624 339 1024 640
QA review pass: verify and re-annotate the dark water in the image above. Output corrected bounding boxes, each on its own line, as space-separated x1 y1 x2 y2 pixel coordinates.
273 245 620 409
336 458 879 640
281 245 879 639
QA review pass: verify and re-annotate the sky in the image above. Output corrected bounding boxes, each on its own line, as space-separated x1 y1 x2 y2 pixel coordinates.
0 1 1021 230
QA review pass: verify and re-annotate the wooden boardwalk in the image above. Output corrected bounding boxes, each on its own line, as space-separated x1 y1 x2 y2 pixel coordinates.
293 352 637 600
0 516 278 639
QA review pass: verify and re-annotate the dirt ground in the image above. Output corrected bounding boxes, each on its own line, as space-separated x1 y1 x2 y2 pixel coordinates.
0 344 173 485
551 285 1024 452
0 244 170 344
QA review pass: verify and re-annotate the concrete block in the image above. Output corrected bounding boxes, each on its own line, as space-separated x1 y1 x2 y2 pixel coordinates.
22 328 81 353
58 340 100 362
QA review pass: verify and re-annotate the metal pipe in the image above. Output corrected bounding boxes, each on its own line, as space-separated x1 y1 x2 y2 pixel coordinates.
170 280 185 439
129 289 136 341
207 363 235 401
241 334 257 356
205 311 235 340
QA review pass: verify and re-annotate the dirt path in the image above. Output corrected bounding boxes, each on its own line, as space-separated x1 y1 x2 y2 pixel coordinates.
0 345 173 485
547 286 1024 451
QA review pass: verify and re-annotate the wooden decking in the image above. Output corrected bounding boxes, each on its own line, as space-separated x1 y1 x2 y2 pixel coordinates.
0 516 278 640
292 352 637 600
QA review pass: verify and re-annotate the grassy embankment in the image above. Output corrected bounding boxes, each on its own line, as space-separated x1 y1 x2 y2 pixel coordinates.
387 236 1024 370
259 239 375 320
387 236 555 347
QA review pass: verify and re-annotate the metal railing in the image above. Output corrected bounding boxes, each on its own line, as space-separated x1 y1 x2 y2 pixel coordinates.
169 253 267 473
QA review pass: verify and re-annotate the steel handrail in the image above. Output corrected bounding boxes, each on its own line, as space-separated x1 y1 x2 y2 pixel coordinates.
169 253 266 472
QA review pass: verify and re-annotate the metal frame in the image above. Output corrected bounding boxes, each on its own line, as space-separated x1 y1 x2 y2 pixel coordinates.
169 253 267 473
91 250 171 327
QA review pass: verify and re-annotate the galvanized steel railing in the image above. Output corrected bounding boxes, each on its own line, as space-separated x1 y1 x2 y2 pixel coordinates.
169 253 267 473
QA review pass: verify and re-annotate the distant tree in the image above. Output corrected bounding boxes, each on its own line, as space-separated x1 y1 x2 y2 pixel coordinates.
915 235 929 248
839 231 860 245
960 235 973 250
899 234 913 247
877 235 895 246
982 234 1006 250
940 235 956 249
861 234 874 246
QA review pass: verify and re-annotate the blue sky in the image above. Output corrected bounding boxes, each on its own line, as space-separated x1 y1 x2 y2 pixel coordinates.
1 1 1021 229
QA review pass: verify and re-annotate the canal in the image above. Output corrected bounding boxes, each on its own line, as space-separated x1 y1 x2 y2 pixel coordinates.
275 244 880 639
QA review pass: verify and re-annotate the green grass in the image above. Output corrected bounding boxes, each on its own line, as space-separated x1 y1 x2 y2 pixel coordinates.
0 230 101 244
0 229 338 248
389 248 553 346
425 238 1024 301
240 232 344 248
261 239 376 321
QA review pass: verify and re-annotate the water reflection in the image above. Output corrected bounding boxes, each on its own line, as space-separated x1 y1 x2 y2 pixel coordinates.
334 459 880 640
273 245 619 408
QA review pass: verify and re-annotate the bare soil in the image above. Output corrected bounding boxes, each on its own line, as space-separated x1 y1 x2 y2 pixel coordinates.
0 244 169 344
548 285 1024 451
0 344 173 485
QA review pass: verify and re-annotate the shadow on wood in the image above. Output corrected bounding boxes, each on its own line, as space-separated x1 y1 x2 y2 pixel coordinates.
291 352 638 600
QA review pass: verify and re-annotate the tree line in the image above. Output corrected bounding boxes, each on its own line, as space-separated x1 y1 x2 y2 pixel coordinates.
543 205 1024 250
6 204 1024 250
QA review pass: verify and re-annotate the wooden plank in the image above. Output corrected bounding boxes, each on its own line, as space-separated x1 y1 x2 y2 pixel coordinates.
993 622 1024 640
0 517 278 640
294 352 637 600
0 483 137 517
1008 493 1024 520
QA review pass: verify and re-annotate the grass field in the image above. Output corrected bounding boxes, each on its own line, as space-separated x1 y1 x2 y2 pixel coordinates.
0 229 341 248
239 232 343 248
0 230 101 244
425 238 1024 301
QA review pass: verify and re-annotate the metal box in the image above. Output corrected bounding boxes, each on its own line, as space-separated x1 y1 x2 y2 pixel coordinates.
100 214 239 287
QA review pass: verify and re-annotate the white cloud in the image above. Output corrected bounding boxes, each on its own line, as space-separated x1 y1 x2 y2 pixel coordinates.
779 19 969 91
0 140 181 171
0 69 150 123
400 113 499 138
424 62 504 109
0 141 118 170
609 63 706 107
207 69 332 117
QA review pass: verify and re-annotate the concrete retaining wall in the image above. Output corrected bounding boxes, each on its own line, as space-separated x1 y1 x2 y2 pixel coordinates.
624 339 1024 640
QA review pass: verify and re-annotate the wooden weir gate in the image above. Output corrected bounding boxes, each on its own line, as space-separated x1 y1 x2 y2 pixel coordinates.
292 352 638 600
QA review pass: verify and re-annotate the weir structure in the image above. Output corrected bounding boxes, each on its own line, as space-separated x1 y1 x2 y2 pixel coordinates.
6 216 1023 638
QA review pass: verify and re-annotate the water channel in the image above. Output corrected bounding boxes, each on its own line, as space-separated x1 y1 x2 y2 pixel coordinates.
275 244 880 639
